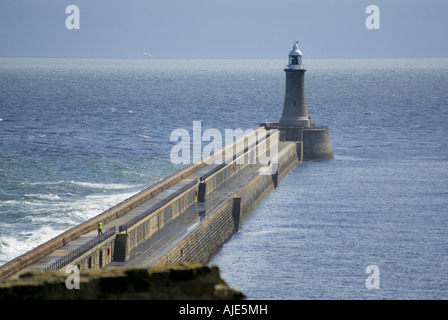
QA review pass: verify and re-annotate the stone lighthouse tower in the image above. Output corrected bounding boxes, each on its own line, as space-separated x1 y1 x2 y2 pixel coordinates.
262 41 334 161
279 41 310 128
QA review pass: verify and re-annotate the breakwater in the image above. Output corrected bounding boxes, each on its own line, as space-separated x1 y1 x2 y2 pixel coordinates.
0 127 297 279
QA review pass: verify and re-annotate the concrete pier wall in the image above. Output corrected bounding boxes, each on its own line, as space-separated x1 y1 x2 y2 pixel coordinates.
113 184 199 262
152 142 299 265
303 128 334 161
263 122 333 162
69 239 114 271
239 142 299 222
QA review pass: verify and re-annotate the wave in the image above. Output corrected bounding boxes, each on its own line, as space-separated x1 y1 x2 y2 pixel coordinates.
136 134 151 140
70 181 141 190
241 230 276 236
333 155 366 161
24 194 62 201
26 180 141 190
0 186 139 265
0 225 63 265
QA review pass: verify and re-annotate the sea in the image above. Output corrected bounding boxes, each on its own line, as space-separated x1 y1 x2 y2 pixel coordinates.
0 57 447 300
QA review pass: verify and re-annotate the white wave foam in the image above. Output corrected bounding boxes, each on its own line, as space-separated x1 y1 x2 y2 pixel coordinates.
26 180 142 190
24 194 62 201
0 200 22 206
0 183 142 265
0 225 63 265
136 134 151 139
22 190 138 226
69 181 141 190
334 155 365 161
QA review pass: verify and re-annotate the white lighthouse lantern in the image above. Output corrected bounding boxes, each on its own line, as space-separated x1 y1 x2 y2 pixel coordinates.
288 41 303 70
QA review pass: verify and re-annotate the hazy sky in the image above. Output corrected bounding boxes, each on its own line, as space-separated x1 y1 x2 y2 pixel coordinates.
1 0 447 59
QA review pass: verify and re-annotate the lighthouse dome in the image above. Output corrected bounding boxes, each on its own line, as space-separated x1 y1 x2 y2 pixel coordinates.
289 41 302 56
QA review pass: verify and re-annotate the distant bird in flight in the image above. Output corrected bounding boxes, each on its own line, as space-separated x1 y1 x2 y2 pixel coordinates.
144 52 152 57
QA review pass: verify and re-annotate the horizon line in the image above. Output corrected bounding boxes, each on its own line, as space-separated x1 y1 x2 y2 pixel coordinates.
1 55 447 60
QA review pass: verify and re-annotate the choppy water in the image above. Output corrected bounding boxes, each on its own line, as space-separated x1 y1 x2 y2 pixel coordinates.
1 57 447 299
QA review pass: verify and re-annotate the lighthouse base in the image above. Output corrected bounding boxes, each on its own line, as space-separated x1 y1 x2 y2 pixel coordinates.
302 128 334 161
261 122 334 161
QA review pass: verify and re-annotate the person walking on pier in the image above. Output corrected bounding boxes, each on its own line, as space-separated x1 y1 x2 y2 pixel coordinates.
98 222 103 236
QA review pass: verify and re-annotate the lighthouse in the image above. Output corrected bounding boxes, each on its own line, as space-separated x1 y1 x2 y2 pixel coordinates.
279 41 310 128
262 41 334 161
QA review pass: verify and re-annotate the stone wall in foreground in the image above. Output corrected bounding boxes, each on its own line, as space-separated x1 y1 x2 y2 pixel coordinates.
0 263 244 300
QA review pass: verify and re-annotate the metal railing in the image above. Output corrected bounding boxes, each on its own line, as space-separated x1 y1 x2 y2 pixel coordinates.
44 227 116 272
118 179 199 233
261 122 328 130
